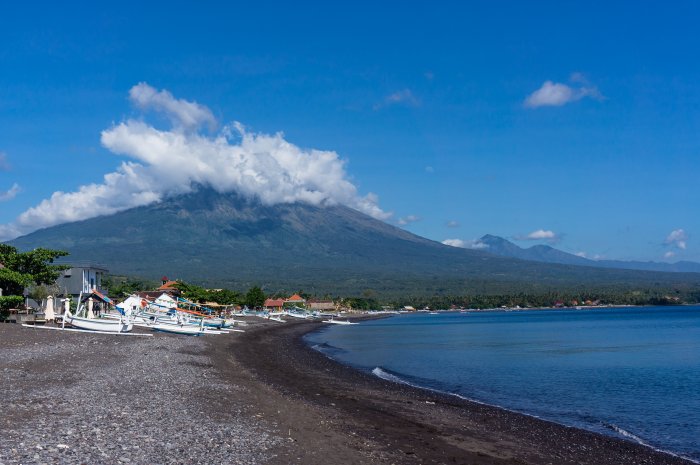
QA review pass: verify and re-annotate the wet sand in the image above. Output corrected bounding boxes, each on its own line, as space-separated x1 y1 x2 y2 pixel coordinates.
1 320 694 464
216 318 694 465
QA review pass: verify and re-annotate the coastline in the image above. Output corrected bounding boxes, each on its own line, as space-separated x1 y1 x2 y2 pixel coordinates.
216 317 695 465
1 319 694 464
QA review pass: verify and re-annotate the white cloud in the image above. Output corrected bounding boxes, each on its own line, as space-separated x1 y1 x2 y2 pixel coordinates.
446 220 459 228
665 229 687 250
0 183 20 202
575 251 587 258
373 89 420 110
664 251 676 259
129 82 216 131
442 238 489 250
0 152 10 171
524 77 602 108
518 229 558 241
397 214 420 226
0 83 391 240
425 166 434 173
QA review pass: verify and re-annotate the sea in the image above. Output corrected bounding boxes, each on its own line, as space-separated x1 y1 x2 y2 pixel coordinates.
305 306 700 462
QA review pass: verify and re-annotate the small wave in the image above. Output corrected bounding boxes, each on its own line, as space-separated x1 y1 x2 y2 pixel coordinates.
310 341 345 354
372 367 419 386
371 368 699 463
371 367 519 410
606 423 649 446
604 423 700 464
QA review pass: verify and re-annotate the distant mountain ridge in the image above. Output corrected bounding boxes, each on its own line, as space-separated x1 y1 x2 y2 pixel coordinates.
478 234 700 273
7 189 700 296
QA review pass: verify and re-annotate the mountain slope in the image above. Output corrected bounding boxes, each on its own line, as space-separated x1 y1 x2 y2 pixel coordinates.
479 235 700 273
479 234 591 266
8 189 700 295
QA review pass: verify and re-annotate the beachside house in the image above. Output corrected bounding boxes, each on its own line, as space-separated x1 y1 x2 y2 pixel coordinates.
156 276 182 296
54 263 108 298
284 294 306 308
307 299 335 311
264 298 285 311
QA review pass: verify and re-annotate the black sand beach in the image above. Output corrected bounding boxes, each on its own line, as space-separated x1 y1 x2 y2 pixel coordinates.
1 320 694 464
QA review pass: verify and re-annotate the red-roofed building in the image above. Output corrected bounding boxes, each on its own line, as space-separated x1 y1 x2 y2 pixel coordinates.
156 278 181 296
284 294 306 308
264 298 285 311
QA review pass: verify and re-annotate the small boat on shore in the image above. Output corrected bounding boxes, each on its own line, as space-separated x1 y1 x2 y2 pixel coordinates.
147 313 207 336
322 319 358 325
150 323 205 336
63 308 133 333
63 291 133 333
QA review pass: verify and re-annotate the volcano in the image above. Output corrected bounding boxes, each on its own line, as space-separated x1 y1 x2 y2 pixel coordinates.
8 189 699 296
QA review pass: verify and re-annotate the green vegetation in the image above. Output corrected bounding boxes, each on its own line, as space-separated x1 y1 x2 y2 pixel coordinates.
340 297 380 310
174 280 241 305
389 288 696 310
103 275 159 298
103 273 700 312
0 245 68 320
244 286 266 308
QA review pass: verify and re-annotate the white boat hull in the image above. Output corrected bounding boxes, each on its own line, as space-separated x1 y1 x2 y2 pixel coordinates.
150 323 205 336
64 310 132 333
322 320 358 325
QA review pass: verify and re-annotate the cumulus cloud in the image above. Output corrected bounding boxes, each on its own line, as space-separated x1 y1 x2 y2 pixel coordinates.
0 83 391 240
574 251 587 258
129 82 216 131
446 220 460 228
397 214 420 226
517 229 558 241
0 152 10 171
442 238 488 250
524 75 603 108
664 251 676 259
373 89 421 110
665 229 688 250
0 183 20 202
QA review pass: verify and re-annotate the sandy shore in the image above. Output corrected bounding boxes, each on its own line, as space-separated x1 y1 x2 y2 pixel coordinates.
1 319 694 464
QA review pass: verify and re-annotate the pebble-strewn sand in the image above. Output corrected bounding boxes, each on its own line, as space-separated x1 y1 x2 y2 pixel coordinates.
0 325 280 464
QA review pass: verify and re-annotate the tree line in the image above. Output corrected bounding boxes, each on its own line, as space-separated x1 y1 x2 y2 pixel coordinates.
3 244 699 321
0 245 68 320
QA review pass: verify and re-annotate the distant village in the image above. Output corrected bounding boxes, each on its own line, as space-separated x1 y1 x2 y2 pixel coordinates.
2 259 688 326
3 262 360 324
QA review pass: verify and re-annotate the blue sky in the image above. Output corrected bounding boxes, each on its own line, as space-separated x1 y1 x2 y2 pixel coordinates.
1 1 698 261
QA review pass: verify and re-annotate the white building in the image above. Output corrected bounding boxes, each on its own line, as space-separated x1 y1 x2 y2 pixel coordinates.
55 263 108 297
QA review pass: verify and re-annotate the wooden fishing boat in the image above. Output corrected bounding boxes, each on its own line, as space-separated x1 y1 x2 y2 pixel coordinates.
63 308 133 333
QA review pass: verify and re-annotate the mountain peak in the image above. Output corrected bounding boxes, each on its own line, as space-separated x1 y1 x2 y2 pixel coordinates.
8 196 699 295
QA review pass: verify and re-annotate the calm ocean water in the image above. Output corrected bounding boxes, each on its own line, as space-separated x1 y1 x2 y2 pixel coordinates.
305 306 700 461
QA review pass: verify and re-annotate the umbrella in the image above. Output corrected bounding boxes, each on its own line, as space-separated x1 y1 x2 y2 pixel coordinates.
45 295 55 322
